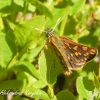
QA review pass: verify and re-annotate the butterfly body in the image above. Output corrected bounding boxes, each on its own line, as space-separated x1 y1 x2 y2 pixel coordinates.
45 29 97 75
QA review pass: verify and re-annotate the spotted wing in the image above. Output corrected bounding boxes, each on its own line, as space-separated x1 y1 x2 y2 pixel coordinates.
60 36 97 70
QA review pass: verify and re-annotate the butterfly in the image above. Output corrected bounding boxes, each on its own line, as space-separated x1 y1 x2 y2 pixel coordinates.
45 28 98 75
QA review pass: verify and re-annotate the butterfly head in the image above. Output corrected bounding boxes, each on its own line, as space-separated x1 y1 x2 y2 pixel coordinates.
45 28 54 38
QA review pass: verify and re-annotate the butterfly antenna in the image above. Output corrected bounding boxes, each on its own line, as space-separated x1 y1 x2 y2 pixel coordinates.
51 18 61 32
35 18 61 33
34 28 46 33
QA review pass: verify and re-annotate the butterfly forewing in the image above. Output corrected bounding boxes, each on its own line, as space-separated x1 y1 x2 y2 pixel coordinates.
60 36 97 69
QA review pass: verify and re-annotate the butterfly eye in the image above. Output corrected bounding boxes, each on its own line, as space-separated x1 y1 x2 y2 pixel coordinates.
45 28 55 38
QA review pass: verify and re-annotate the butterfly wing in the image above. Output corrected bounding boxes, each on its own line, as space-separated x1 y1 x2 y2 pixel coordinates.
60 36 97 70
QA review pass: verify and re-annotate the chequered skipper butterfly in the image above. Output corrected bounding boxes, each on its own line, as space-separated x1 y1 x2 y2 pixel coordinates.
45 29 98 75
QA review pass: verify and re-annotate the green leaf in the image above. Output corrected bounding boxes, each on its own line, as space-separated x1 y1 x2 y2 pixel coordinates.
93 72 100 91
70 0 86 15
17 71 46 89
76 76 96 100
39 47 63 85
24 87 49 99
12 61 39 79
44 96 57 100
0 80 25 90
12 96 29 100
0 95 4 100
93 27 100 38
14 16 45 47
0 0 12 10
56 90 76 100
26 39 45 61
31 79 47 88
34 1 53 18
24 0 53 18
46 8 66 29
0 33 17 68
0 0 23 17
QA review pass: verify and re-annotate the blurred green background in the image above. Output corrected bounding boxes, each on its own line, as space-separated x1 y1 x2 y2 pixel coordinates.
0 0 100 100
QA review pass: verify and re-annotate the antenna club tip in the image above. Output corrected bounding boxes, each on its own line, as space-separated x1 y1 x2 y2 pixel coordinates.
34 28 38 30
